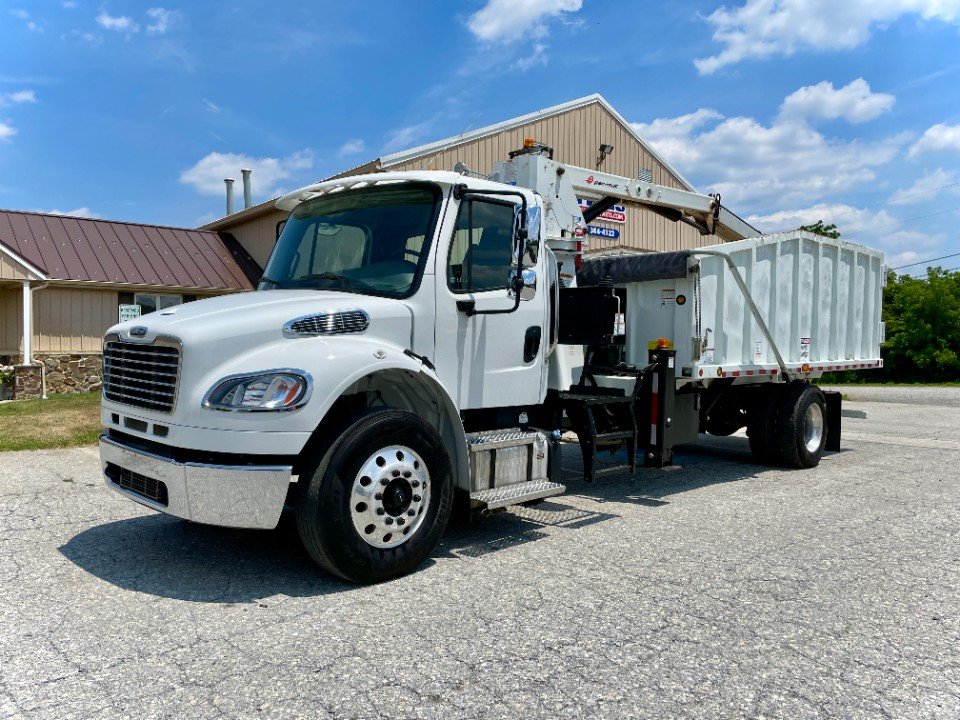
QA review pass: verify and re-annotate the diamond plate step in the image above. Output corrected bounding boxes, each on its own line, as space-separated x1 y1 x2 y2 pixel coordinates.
470 480 566 510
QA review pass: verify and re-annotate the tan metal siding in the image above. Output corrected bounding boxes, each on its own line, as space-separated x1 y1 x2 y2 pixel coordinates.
0 289 20 353
225 209 288 268
0 252 32 280
383 101 719 254
0 287 119 354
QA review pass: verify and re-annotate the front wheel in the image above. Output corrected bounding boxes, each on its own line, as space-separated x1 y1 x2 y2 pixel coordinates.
296 409 453 583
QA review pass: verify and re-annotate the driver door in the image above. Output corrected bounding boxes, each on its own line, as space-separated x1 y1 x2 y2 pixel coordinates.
433 193 547 410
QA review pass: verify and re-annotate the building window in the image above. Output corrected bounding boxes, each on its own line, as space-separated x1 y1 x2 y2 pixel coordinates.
134 293 182 315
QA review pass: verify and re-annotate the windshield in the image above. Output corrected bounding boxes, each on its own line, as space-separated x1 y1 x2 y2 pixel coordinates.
260 183 442 298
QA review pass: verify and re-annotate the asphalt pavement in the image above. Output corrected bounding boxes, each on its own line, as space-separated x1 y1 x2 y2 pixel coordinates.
1 395 958 719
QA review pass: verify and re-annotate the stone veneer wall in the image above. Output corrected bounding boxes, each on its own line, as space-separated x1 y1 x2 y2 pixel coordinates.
2 353 103 399
37 353 104 394
13 365 43 400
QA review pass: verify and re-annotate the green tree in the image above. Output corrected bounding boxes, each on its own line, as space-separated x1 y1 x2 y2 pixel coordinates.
882 268 960 382
800 220 841 239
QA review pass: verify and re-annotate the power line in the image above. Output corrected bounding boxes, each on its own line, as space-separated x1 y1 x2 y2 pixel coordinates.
843 205 960 241
789 180 960 229
893 250 960 269
879 180 960 207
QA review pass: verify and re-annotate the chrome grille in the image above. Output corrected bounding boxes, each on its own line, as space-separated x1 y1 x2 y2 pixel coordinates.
107 463 169 506
103 341 180 413
284 310 369 336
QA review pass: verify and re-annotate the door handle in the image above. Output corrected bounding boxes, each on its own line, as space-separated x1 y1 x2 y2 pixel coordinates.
524 326 542 363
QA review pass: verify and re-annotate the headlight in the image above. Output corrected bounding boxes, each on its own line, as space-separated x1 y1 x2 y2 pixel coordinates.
202 370 311 412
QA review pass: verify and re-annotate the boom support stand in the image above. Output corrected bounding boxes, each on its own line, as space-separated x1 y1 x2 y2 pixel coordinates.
641 347 677 468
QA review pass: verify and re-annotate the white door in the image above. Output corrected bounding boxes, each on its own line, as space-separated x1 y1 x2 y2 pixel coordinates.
433 194 548 410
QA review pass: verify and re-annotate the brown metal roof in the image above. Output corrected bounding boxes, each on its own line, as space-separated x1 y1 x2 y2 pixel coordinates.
0 209 260 290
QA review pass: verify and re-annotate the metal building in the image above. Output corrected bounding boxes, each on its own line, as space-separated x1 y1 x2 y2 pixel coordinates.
0 211 259 398
202 94 757 268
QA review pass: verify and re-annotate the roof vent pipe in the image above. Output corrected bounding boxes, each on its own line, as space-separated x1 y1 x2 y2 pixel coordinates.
241 168 252 209
224 178 235 216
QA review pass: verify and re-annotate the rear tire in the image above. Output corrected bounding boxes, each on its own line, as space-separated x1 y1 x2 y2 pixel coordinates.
296 408 453 583
774 383 827 469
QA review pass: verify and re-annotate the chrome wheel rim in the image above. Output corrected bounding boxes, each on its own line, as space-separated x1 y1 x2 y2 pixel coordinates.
350 445 430 549
803 403 825 453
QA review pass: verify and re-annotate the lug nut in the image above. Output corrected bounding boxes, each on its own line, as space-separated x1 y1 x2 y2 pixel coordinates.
385 517 394 525
403 471 412 478
407 509 415 517
392 470 401 477
411 480 420 488
381 478 389 486
376 508 385 516
413 494 421 502
375 493 383 500
397 518 405 526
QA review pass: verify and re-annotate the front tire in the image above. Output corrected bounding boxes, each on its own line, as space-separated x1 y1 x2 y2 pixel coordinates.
296 409 453 583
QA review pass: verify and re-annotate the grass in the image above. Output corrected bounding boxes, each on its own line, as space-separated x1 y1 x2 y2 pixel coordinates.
0 392 102 452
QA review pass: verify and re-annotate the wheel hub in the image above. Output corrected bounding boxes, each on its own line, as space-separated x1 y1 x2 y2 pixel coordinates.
351 445 430 549
382 478 412 516
803 403 825 453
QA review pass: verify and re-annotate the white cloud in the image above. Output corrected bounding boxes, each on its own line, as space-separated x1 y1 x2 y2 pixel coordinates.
10 8 43 32
695 0 960 74
0 122 16 141
780 78 894 124
632 99 908 213
745 202 943 266
179 150 314 198
516 43 548 71
887 168 959 205
62 1 78 8
338 138 366 157
908 123 960 157
467 0 582 42
96 11 139 33
32 207 99 218
383 122 432 153
0 90 37 107
202 98 221 114
146 7 179 35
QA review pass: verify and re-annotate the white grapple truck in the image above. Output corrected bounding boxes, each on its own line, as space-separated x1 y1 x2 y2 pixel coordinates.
100 140 885 582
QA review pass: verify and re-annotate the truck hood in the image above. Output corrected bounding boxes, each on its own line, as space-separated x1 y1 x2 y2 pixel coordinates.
107 289 414 352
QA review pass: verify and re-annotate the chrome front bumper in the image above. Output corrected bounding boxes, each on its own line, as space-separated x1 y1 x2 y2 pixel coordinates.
99 435 292 529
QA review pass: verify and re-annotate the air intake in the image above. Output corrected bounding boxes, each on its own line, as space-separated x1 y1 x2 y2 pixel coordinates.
283 310 370 337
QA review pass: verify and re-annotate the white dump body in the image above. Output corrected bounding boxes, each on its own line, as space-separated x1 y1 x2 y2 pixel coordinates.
623 231 885 383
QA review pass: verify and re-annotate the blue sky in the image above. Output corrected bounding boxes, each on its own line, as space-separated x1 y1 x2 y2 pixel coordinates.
2 0 959 272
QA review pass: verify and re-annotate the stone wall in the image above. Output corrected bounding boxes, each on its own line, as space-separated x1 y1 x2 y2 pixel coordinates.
36 353 103 394
13 365 42 400
2 353 103 399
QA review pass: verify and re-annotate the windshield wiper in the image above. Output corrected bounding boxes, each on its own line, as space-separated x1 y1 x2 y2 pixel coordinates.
258 275 282 288
301 272 358 291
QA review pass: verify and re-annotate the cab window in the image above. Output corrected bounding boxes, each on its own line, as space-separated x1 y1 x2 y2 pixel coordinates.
448 198 516 293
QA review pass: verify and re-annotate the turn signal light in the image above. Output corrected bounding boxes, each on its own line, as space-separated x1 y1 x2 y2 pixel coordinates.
657 338 671 349
523 137 536 148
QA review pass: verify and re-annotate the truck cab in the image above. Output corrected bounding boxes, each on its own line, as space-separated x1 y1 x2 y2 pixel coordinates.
100 171 565 582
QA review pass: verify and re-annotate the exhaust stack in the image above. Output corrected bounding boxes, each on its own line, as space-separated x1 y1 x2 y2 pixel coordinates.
241 168 252 209
224 178 235 216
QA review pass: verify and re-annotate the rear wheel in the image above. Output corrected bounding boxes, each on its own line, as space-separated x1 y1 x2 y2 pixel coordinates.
296 408 453 583
774 383 827 469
